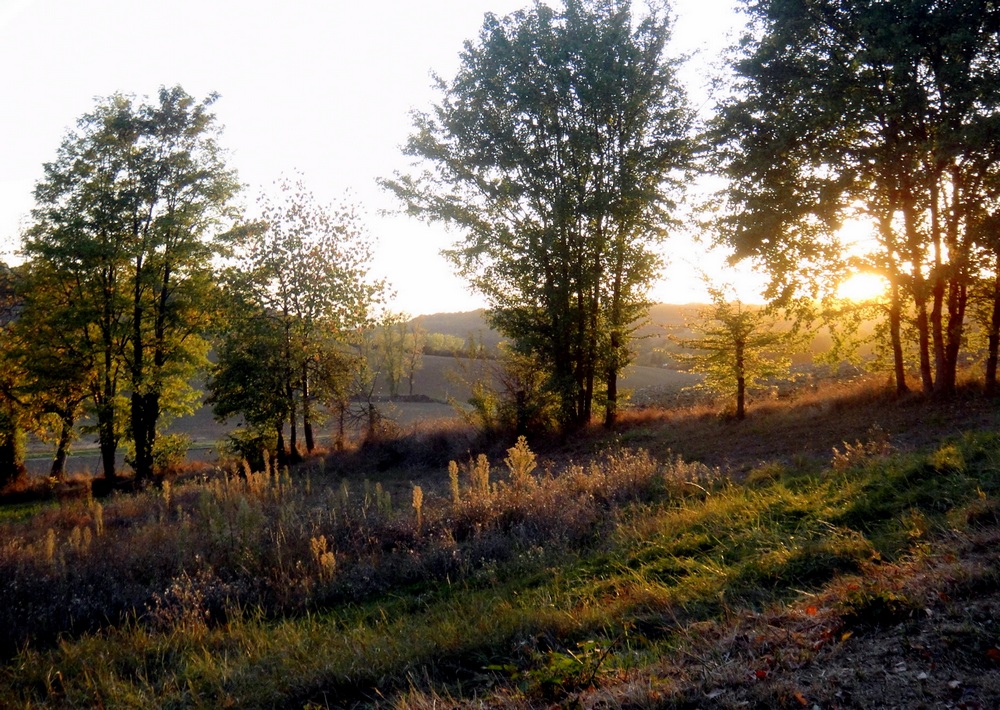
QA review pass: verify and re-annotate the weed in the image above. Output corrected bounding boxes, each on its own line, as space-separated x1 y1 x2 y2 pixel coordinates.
412 485 424 532
448 460 460 505
504 436 537 492
837 585 916 630
831 425 893 471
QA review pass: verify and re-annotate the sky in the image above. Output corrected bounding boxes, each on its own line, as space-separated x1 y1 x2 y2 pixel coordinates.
0 0 755 316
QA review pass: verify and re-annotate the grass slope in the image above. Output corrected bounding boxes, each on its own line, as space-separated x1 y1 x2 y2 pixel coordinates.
2 379 1000 708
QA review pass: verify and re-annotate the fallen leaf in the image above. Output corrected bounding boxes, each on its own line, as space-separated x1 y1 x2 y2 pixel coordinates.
948 679 961 689
754 669 769 680
794 691 808 706
840 631 853 642
805 605 818 616
987 648 1000 663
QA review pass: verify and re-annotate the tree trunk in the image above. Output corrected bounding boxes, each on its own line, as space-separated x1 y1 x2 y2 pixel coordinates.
735 340 746 420
50 413 74 481
604 330 620 428
131 392 158 482
985 251 1000 395
96 396 118 482
931 271 948 393
302 363 314 453
0 410 25 489
939 278 967 395
888 283 909 396
276 424 287 467
903 196 934 393
914 289 934 393
335 403 346 451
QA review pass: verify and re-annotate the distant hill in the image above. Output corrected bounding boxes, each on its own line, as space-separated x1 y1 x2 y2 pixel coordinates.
411 309 501 351
411 304 703 366
411 304 878 368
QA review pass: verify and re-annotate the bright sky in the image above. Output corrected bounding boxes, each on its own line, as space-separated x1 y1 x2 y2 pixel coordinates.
0 0 754 316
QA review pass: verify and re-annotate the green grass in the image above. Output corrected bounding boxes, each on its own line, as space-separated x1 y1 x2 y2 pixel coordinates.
2 427 1000 707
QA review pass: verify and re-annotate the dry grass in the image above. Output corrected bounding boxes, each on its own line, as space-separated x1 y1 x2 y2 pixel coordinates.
2 373 1000 707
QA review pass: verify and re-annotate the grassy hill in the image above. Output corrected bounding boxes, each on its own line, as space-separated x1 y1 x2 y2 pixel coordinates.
3 377 1000 707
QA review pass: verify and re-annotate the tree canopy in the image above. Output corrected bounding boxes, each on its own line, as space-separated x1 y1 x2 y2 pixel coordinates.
384 0 693 428
712 0 1000 395
209 177 385 462
23 86 239 482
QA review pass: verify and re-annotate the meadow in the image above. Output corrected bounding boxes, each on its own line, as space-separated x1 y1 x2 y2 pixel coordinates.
2 375 1000 708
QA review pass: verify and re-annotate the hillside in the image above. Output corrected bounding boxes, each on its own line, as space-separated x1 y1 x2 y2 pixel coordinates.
2 377 1000 707
411 304 704 366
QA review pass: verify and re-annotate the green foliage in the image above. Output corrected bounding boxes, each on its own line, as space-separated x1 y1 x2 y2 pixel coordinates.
712 0 1000 395
152 434 190 477
384 0 693 427
671 288 802 419
210 175 385 459
459 343 561 436
221 428 279 473
24 86 239 481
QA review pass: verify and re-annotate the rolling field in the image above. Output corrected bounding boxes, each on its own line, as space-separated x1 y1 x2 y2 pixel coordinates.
25 355 698 475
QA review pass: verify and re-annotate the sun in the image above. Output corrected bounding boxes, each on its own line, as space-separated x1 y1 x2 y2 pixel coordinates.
837 272 888 302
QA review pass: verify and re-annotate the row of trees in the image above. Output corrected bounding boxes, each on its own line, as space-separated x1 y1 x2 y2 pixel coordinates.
6 0 1000 484
712 0 1000 396
387 0 1000 424
0 89 398 487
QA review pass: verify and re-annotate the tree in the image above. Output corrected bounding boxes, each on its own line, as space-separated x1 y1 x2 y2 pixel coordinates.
384 0 692 428
672 288 799 420
403 322 426 396
25 86 239 482
210 177 384 460
712 0 1000 396
9 263 92 480
373 315 426 398
0 264 27 488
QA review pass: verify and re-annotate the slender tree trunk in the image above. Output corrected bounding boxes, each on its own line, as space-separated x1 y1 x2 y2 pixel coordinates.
97 400 117 481
0 409 25 488
939 279 966 395
913 282 934 393
931 273 948 392
302 363 314 453
605 331 620 428
605 237 626 429
131 393 156 482
985 251 1000 395
903 196 934 393
937 167 968 396
276 424 287 467
50 414 74 481
888 282 909 395
282 319 301 463
735 340 746 420
335 403 346 451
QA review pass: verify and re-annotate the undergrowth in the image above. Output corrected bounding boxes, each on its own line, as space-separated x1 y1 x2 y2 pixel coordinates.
1 426 999 708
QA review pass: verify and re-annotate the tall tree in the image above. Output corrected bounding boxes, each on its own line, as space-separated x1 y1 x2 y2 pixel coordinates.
384 0 692 428
25 86 239 482
712 0 1000 395
0 264 27 488
211 177 383 460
